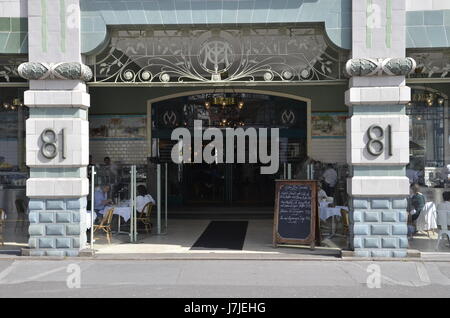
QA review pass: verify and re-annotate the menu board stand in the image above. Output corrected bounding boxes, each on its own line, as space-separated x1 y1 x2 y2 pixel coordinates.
273 180 320 250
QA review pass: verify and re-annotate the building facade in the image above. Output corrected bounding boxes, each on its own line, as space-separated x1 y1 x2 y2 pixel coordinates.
1 0 450 257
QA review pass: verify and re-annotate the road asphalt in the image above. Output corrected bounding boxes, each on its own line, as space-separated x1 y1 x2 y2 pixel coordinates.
0 258 449 298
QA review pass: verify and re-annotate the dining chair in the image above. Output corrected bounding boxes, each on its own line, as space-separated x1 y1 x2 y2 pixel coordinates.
340 208 350 235
136 203 154 234
0 208 5 246
93 208 115 244
436 210 450 251
14 199 28 232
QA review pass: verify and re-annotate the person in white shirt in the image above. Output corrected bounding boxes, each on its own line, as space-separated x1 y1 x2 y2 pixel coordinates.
317 182 328 201
322 164 338 197
437 191 450 235
136 185 155 213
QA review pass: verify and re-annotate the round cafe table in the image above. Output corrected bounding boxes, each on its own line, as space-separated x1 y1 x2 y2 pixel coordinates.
99 206 132 223
319 202 349 238
88 202 133 235
99 204 132 235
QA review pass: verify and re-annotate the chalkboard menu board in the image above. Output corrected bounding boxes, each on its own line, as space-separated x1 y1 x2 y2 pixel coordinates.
273 180 319 249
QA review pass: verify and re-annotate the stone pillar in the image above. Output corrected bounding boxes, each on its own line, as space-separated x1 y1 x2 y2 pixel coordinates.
346 0 415 257
19 0 92 256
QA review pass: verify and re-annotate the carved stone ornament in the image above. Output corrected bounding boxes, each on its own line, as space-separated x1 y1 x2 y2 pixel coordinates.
18 62 93 81
345 57 416 77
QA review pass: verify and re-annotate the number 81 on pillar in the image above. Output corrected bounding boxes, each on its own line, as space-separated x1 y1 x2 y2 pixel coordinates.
366 125 393 157
40 128 67 160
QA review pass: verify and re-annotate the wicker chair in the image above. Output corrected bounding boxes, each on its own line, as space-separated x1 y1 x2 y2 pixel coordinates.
340 209 350 235
136 203 154 234
0 208 5 246
14 199 28 232
93 208 115 244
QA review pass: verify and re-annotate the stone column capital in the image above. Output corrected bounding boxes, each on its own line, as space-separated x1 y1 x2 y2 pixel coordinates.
345 58 416 77
18 62 93 81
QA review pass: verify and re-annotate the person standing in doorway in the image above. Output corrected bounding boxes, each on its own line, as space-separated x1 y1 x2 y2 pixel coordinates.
321 164 338 197
409 183 426 222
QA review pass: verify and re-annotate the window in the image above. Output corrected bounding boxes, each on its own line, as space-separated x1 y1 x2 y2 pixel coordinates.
407 89 446 187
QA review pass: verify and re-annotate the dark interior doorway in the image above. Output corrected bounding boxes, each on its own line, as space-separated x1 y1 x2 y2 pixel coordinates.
152 92 308 215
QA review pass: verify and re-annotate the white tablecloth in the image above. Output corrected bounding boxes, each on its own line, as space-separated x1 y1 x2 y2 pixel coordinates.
416 202 438 232
319 204 349 221
85 210 96 230
98 206 132 222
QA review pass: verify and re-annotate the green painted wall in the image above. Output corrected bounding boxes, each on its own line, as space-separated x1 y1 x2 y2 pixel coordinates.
88 84 348 115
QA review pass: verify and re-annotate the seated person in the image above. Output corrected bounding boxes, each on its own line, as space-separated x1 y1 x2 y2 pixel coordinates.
94 184 113 213
136 185 155 214
317 182 328 201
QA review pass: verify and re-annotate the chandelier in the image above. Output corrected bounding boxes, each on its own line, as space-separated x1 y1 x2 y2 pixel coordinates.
408 91 445 107
0 88 25 111
2 98 24 111
203 89 246 128
204 96 244 110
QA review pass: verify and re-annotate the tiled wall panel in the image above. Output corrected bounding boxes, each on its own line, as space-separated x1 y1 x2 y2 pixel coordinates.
90 139 148 165
28 197 87 257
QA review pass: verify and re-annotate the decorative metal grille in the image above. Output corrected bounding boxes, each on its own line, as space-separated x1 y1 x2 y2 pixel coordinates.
90 27 346 84
408 50 450 79
0 56 27 82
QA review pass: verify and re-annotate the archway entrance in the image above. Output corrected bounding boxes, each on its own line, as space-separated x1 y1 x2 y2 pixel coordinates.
149 91 311 216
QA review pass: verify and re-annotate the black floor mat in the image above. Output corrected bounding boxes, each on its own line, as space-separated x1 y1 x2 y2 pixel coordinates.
191 221 248 250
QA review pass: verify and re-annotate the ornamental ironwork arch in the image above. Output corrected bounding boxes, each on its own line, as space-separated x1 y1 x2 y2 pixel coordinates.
88 26 348 84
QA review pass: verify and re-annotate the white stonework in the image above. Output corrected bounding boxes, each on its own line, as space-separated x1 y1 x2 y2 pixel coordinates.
346 0 411 257
0 0 27 17
28 0 82 63
348 115 410 133
27 178 89 198
347 177 410 197
406 0 450 11
25 90 90 109
29 80 87 91
345 87 411 106
352 0 406 59
346 116 410 166
349 77 406 88
24 0 90 256
26 118 89 168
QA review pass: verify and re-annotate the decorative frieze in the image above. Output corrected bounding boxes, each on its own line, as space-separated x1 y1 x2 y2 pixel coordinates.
345 58 416 77
18 62 93 81
91 27 344 83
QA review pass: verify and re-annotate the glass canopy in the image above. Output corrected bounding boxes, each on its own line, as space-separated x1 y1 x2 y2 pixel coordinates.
90 26 347 84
